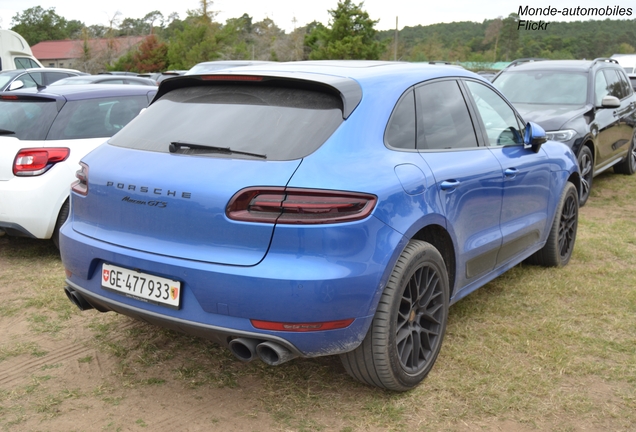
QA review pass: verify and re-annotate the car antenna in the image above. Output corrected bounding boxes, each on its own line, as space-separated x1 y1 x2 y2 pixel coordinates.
23 69 46 91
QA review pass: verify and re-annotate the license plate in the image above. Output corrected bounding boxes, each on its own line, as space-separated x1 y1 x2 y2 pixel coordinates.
101 263 181 309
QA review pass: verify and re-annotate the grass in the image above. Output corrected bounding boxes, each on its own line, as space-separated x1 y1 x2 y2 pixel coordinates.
0 171 635 431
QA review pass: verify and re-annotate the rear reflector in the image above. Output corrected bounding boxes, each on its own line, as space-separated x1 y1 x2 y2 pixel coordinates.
13 148 70 176
251 318 354 332
227 187 377 224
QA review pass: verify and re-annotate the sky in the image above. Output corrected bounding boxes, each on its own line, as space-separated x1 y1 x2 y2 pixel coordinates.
0 0 633 34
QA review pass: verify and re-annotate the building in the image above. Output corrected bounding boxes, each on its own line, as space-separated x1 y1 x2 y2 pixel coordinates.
31 36 146 71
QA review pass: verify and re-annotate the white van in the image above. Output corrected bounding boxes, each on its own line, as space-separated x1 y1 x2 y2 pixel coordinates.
0 29 42 71
611 54 636 74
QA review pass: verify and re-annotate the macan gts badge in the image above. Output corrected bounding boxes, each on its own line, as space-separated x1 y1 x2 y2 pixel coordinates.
61 62 580 391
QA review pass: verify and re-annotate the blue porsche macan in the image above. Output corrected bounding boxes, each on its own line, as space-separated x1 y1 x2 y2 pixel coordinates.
60 61 580 391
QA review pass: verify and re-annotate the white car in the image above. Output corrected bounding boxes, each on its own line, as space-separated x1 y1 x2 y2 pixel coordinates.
0 84 156 247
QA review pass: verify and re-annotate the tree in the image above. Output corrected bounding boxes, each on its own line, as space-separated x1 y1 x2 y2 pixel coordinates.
484 18 502 62
166 11 223 69
10 6 74 45
499 13 520 61
111 35 168 72
305 0 386 60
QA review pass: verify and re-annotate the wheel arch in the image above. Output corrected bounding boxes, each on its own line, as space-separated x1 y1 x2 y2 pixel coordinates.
410 224 456 298
568 171 581 200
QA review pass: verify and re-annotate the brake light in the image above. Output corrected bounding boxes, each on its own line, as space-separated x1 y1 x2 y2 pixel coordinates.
251 318 354 332
71 162 89 196
13 148 70 176
201 75 263 81
226 187 377 224
1 95 18 100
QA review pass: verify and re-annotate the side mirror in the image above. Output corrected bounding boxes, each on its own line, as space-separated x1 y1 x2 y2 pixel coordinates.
601 95 620 108
8 80 24 91
524 121 547 153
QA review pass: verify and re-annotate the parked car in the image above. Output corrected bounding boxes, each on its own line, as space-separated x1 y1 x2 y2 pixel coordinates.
185 61 273 75
493 58 636 205
628 73 636 91
137 70 188 83
51 75 158 87
0 85 157 247
60 62 580 391
0 67 87 91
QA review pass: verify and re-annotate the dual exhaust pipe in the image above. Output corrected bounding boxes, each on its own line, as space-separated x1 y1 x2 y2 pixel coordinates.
229 338 298 366
65 286 298 366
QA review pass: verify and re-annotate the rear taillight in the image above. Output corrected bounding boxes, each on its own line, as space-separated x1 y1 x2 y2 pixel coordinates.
226 187 377 224
71 162 89 196
13 148 70 176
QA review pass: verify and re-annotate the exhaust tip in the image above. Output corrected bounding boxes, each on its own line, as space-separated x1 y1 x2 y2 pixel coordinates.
64 286 94 311
228 338 259 362
256 341 297 366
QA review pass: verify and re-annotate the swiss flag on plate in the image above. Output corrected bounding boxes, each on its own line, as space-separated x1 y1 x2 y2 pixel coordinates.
103 269 110 282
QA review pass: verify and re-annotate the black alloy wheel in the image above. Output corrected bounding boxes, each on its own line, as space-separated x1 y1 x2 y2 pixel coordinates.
557 186 578 261
340 240 449 391
577 146 593 206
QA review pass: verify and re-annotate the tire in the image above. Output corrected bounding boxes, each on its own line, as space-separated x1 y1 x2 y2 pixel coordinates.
577 146 593 207
526 182 578 267
52 199 70 250
613 131 636 175
340 240 449 391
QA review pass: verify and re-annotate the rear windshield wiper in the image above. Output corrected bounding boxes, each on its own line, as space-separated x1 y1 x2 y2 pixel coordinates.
169 141 267 159
0 129 16 135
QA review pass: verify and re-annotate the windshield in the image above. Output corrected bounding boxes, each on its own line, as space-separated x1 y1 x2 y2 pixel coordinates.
109 84 344 160
0 99 59 140
494 71 588 104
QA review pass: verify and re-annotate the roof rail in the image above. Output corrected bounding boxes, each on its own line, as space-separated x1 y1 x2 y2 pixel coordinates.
504 58 548 69
591 58 619 67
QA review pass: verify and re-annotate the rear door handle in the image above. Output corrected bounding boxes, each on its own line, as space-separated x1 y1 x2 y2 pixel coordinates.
440 180 460 191
504 168 518 179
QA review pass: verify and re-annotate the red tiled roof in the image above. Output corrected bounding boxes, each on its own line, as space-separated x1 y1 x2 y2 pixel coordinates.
31 36 147 60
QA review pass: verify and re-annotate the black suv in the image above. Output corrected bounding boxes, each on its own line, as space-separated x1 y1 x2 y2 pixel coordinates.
493 58 636 205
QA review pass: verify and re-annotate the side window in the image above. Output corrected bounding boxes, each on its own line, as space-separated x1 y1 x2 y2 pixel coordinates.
602 69 625 99
17 74 38 89
465 80 523 146
415 80 478 150
616 69 633 97
385 90 416 149
595 71 609 106
44 72 73 85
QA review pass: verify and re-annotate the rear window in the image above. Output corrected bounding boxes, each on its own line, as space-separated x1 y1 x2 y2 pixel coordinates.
0 98 59 140
108 84 344 160
46 95 148 140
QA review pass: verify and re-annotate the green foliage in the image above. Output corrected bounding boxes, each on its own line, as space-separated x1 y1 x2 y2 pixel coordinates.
306 0 386 60
166 15 223 69
379 17 636 62
111 35 168 73
10 6 79 45
8 4 636 70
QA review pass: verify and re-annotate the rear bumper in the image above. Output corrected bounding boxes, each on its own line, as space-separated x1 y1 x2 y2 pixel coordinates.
0 164 73 239
60 215 406 356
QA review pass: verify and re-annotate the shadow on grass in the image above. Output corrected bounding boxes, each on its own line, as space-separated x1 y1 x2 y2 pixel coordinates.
0 236 60 260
